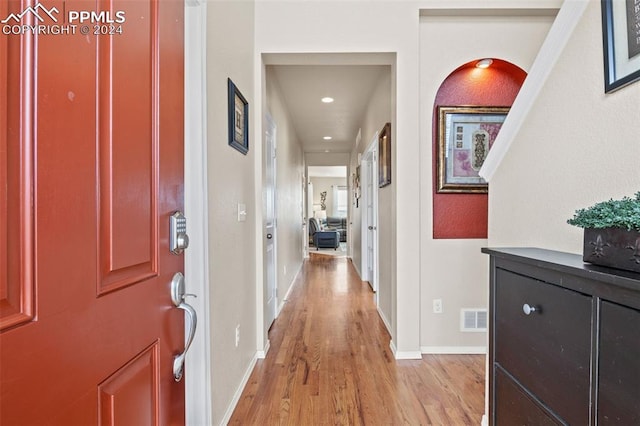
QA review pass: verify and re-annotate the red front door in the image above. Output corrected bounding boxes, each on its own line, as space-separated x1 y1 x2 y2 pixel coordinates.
1 0 186 424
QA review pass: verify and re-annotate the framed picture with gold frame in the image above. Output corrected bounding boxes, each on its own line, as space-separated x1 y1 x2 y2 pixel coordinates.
437 106 509 193
378 123 391 188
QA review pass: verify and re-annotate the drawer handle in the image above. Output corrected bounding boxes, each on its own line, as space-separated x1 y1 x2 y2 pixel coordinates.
522 303 537 315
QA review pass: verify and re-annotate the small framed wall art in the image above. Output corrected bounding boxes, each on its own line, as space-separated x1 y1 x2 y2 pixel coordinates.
437 106 509 193
228 78 249 155
378 122 391 188
601 0 640 92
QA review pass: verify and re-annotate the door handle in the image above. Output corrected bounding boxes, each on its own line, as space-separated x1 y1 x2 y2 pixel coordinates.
170 272 197 382
267 233 273 239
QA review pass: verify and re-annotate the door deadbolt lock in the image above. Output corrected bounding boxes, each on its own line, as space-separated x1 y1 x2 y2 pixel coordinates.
170 211 189 255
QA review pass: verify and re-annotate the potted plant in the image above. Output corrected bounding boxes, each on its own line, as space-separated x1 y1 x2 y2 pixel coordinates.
567 192 640 273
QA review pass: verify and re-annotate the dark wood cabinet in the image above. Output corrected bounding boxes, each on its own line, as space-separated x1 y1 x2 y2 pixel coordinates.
483 248 640 425
598 301 640 424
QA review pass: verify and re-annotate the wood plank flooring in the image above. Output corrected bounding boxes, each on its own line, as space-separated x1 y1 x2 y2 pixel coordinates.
229 256 485 425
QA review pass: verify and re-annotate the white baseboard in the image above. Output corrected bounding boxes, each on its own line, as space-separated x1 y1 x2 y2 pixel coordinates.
377 306 392 336
481 414 488 426
421 346 487 354
219 353 258 426
256 339 271 359
284 264 301 302
390 338 422 359
378 304 422 359
277 263 302 316
395 350 423 360
352 261 362 280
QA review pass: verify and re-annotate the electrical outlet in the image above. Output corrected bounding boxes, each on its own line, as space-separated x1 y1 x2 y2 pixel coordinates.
235 325 240 347
433 299 443 314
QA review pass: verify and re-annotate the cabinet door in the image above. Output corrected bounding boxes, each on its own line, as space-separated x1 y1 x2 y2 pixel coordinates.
598 301 640 424
495 367 561 426
495 270 591 425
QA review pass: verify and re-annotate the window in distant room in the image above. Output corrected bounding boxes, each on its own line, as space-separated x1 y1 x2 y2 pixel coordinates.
336 186 348 217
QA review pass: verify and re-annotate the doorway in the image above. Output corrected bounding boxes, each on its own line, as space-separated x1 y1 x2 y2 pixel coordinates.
307 166 348 256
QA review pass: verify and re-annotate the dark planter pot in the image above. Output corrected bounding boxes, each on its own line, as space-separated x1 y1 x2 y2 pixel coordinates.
583 227 640 273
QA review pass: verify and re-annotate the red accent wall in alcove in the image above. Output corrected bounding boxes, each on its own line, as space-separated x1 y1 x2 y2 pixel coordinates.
433 59 526 239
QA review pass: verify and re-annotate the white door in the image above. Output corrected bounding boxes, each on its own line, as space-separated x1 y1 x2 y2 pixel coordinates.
306 181 314 252
362 137 379 294
302 173 308 258
264 115 277 327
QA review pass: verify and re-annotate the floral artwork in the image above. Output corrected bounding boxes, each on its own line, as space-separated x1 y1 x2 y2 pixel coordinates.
452 123 503 177
437 106 509 193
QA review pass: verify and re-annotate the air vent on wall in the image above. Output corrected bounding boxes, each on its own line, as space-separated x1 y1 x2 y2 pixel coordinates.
461 309 487 332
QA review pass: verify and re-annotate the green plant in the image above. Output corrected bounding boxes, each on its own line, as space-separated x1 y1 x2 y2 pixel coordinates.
567 192 640 231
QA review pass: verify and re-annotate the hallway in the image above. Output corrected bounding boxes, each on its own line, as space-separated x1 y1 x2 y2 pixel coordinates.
229 256 485 424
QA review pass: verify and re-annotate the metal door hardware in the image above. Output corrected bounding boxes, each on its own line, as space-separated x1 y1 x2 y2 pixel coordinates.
170 211 189 255
170 272 197 382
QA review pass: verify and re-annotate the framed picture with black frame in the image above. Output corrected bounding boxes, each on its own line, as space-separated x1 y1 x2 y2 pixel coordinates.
601 0 640 92
228 78 249 154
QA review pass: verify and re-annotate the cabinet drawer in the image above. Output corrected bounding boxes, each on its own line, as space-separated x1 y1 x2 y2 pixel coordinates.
495 269 591 425
495 367 560 426
598 301 640 424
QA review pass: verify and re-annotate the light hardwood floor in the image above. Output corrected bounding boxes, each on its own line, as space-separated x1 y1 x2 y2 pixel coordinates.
229 255 485 425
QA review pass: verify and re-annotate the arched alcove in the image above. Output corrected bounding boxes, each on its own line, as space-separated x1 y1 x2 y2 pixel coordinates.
432 58 526 239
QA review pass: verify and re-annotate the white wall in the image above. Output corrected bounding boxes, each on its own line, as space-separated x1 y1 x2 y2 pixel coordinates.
309 177 347 217
418 10 556 350
350 69 393 329
488 0 640 251
206 2 256 424
265 68 305 313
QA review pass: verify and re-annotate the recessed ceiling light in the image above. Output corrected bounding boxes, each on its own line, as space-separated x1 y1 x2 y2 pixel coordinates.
323 136 332 140
324 150 330 153
321 97 334 103
476 58 493 69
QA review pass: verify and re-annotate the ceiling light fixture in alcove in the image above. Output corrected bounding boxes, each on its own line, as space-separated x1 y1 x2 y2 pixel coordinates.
475 58 493 68
321 97 334 103
323 136 332 140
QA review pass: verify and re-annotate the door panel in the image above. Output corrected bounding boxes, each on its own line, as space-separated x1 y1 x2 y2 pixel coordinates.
0 0 185 424
98 342 160 426
98 0 158 294
0 2 34 331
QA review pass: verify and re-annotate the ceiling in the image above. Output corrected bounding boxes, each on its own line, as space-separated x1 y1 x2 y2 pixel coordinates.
268 65 389 154
307 166 347 178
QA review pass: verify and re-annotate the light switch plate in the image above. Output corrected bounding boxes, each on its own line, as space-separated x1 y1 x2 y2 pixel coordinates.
237 203 247 222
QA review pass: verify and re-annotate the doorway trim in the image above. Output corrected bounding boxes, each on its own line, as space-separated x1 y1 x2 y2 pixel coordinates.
184 1 212 425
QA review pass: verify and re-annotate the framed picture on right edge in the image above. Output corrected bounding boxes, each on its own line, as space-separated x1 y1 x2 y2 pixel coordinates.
601 0 640 92
378 122 391 188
